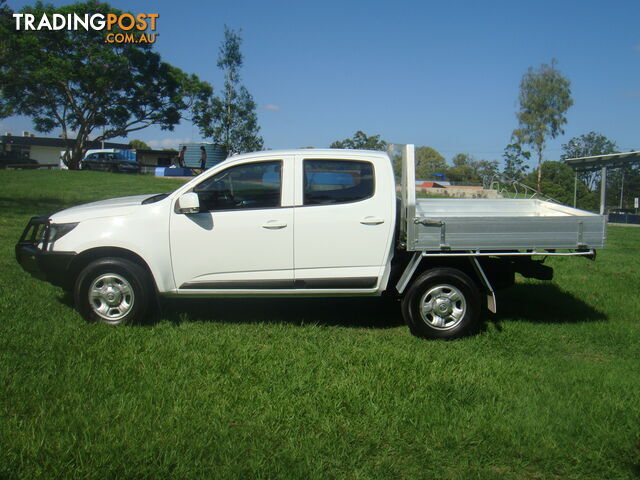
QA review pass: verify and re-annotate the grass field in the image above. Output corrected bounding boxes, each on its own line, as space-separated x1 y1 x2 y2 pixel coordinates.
1 170 639 479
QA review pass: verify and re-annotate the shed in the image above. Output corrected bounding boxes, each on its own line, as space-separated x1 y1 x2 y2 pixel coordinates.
178 143 227 169
564 151 640 214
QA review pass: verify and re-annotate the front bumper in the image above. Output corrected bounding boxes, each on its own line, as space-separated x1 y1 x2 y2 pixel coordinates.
15 216 76 288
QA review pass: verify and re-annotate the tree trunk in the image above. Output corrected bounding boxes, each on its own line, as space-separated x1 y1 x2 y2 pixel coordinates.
536 146 543 195
68 123 91 170
70 137 86 170
61 140 71 169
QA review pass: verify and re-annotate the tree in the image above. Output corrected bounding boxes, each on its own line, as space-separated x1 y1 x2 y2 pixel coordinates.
0 1 212 169
448 155 499 186
330 131 388 150
502 143 531 180
448 153 477 183
0 0 13 118
129 139 151 150
560 132 618 191
473 159 500 187
525 161 596 211
415 146 447 180
512 60 573 193
561 131 618 160
447 165 476 184
451 153 472 168
196 26 263 154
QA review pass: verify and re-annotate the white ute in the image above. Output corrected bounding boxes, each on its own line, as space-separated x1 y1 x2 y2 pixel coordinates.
16 145 606 339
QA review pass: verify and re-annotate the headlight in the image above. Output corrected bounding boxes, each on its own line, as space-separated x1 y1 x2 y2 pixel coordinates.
48 222 79 243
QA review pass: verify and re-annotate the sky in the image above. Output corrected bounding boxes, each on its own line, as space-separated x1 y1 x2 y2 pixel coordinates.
3 0 639 167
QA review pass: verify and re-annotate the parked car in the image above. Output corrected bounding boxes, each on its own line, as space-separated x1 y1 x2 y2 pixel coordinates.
81 149 140 173
15 145 606 339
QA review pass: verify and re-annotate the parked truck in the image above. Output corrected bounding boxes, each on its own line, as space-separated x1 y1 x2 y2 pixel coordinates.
15 145 606 339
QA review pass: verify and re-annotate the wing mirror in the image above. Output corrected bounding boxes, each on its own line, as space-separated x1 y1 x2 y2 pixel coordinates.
177 192 200 214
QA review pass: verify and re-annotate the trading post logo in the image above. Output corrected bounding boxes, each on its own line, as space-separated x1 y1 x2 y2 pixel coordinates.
12 13 159 44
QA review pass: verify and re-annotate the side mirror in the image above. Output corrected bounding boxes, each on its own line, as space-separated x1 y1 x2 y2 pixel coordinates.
177 192 200 214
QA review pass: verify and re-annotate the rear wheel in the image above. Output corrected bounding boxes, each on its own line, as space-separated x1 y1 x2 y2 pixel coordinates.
402 267 481 339
74 257 152 325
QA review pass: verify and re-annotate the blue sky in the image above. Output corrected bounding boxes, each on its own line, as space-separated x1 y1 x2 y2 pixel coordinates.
3 0 639 166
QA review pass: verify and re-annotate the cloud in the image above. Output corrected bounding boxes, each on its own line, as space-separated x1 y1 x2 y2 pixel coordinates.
264 104 281 111
634 45 640 51
624 90 640 98
147 137 192 149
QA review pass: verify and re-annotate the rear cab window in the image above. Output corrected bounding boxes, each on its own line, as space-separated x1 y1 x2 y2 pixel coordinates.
303 159 374 205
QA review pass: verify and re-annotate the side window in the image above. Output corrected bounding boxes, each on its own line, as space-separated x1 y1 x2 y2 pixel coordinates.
194 161 282 211
303 160 374 205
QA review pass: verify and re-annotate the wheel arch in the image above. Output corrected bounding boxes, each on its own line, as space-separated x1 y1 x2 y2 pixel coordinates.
395 254 483 295
416 257 478 281
66 247 157 292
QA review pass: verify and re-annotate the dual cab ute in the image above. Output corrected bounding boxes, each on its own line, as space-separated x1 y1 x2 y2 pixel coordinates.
16 145 606 339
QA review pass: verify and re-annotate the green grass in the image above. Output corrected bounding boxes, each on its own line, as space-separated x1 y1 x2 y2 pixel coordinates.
1 170 639 479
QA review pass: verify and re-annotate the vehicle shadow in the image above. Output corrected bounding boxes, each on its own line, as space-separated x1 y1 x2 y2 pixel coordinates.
55 282 606 331
53 281 405 330
159 296 405 330
492 283 607 325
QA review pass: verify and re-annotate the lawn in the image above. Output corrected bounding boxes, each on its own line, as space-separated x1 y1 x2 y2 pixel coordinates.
1 170 639 479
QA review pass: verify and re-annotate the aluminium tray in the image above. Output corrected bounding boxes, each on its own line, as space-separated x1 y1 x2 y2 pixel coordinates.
410 198 606 251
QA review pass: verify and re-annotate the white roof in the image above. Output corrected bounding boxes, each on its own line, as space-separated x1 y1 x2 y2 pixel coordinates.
564 151 640 172
228 148 390 161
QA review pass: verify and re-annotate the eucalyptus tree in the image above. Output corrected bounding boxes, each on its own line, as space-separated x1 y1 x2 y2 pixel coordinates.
196 26 263 154
512 60 573 193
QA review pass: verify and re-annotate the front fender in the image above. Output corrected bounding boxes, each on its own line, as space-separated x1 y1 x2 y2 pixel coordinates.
52 205 174 292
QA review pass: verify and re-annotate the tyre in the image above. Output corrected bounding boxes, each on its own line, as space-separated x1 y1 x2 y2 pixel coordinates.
74 257 152 325
402 267 481 340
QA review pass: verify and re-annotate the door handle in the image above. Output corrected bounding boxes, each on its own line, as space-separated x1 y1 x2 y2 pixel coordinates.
262 220 287 229
360 216 385 225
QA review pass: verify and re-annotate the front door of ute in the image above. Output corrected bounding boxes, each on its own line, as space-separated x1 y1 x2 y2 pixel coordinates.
169 157 294 291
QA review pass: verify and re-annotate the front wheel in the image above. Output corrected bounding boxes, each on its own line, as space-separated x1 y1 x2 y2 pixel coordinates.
74 257 152 325
402 267 481 339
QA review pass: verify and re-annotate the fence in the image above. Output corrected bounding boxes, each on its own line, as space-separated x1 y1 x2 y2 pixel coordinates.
608 213 640 225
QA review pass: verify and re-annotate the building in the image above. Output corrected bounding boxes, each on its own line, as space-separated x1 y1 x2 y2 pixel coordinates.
135 149 178 168
1 133 177 168
416 181 446 189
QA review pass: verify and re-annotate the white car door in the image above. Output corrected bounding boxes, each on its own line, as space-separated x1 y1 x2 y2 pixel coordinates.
293 154 395 289
170 156 294 291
